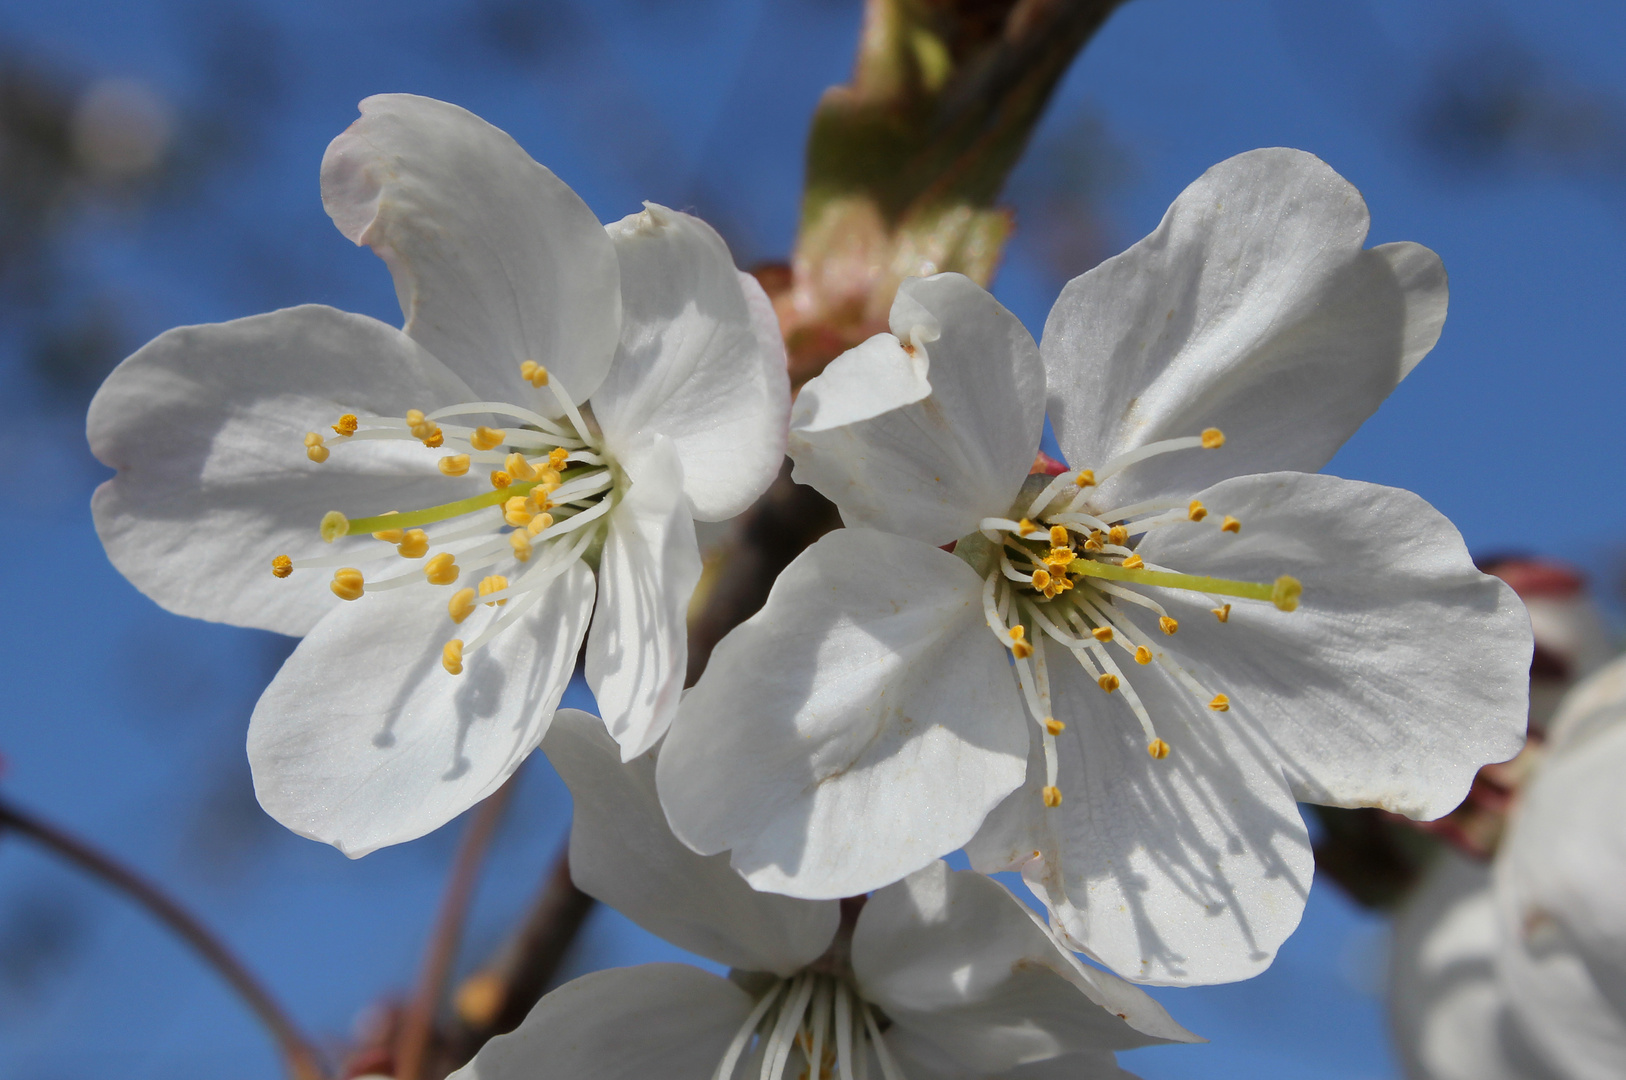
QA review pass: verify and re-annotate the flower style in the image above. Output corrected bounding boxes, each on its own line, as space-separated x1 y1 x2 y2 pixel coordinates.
1390 655 1626 1080
656 148 1532 985
87 95 787 856
455 709 1195 1080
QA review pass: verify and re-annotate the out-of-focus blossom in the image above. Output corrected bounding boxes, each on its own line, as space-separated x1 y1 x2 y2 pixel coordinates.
657 148 1531 985
87 94 787 856
455 709 1196 1080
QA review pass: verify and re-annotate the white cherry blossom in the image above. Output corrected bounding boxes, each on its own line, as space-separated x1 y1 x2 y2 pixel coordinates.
656 148 1531 985
87 95 787 856
453 709 1195 1080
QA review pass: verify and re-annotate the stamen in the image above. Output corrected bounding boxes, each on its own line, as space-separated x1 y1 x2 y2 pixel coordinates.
442 639 463 675
504 452 537 481
1042 785 1063 807
503 496 533 527
372 511 404 543
1148 738 1171 759
1031 569 1051 591
330 568 364 601
439 455 471 477
1049 525 1070 547
1209 694 1231 712
1188 500 1207 522
1096 434 1212 484
1160 616 1179 635
1098 673 1120 693
509 532 532 562
425 553 459 585
1016 518 1039 537
470 426 506 451
271 555 292 579
304 432 329 463
448 588 477 624
519 360 549 388
1135 646 1152 665
1044 718 1065 735
1108 525 1129 546
833 983 856 1080
332 414 359 436
1212 604 1230 623
1008 625 1033 660
714 980 786 1080
526 513 555 536
1201 427 1225 449
1121 554 1144 570
320 511 349 543
397 530 429 559
1221 515 1241 534
1075 469 1096 487
478 575 510 606
548 447 569 469
490 470 512 489
1091 626 1113 643
767 974 816 1080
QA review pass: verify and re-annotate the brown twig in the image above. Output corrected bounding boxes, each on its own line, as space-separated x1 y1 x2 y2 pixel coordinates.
395 775 519 1080
0 794 326 1080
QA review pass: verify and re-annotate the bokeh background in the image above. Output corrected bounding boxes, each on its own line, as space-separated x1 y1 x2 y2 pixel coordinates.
2 1 1623 1077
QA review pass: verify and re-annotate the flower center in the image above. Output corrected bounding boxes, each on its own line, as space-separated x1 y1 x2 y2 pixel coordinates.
715 971 906 1080
964 429 1301 809
272 364 617 674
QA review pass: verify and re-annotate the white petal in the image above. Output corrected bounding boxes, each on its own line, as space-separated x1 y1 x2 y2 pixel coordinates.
853 862 1197 1074
790 332 931 433
1136 471 1531 820
655 529 1029 899
321 94 620 405
88 305 477 637
1389 852 1557 1080
789 273 1044 546
972 654 1315 986
886 1037 1139 1080
584 437 703 760
247 562 594 856
1043 148 1447 509
593 205 790 522
450 963 751 1080
542 709 838 976
1496 713 1626 1080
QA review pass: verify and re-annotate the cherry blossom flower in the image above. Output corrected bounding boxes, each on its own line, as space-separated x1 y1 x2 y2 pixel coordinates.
87 95 787 856
656 148 1531 985
454 709 1195 1080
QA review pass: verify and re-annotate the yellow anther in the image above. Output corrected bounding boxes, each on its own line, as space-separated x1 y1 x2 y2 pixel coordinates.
1147 738 1171 760
1271 576 1302 612
406 409 427 427
330 567 364 601
1212 604 1231 623
505 453 537 481
1016 518 1038 536
425 552 458 585
470 426 506 451
332 413 359 437
397 529 429 559
438 454 471 477
1209 694 1231 712
1083 531 1104 552
1108 525 1129 546
1045 547 1076 570
548 447 569 468
303 432 329 463
1158 616 1179 635
1049 525 1070 547
1188 500 1207 522
1098 673 1120 693
509 531 532 562
524 489 553 514
1121 554 1145 570
271 554 293 579
448 588 477 624
320 511 349 543
371 510 404 543
1074 469 1096 488
1221 515 1241 534
1135 646 1152 665
479 575 510 606
490 470 512 489
1012 640 1034 660
503 496 533 527
526 512 554 536
1031 569 1052 590
303 431 324 448
520 360 549 388
442 639 464 675
1041 785 1063 808
1201 427 1225 449
1044 718 1065 736
535 468 562 490
1091 626 1114 643
1009 626 1026 641
422 428 444 448
1042 583 1059 599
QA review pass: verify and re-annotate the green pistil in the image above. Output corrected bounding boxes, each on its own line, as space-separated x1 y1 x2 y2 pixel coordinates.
1068 559 1302 612
334 466 599 536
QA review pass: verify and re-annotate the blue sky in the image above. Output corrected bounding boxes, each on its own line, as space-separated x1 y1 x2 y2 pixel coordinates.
1 1 1622 1077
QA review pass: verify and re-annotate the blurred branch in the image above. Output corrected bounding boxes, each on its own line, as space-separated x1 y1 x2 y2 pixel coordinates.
0 794 326 1080
396 775 519 1080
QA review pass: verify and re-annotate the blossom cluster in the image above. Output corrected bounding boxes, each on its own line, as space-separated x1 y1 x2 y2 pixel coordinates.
88 96 1537 1077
